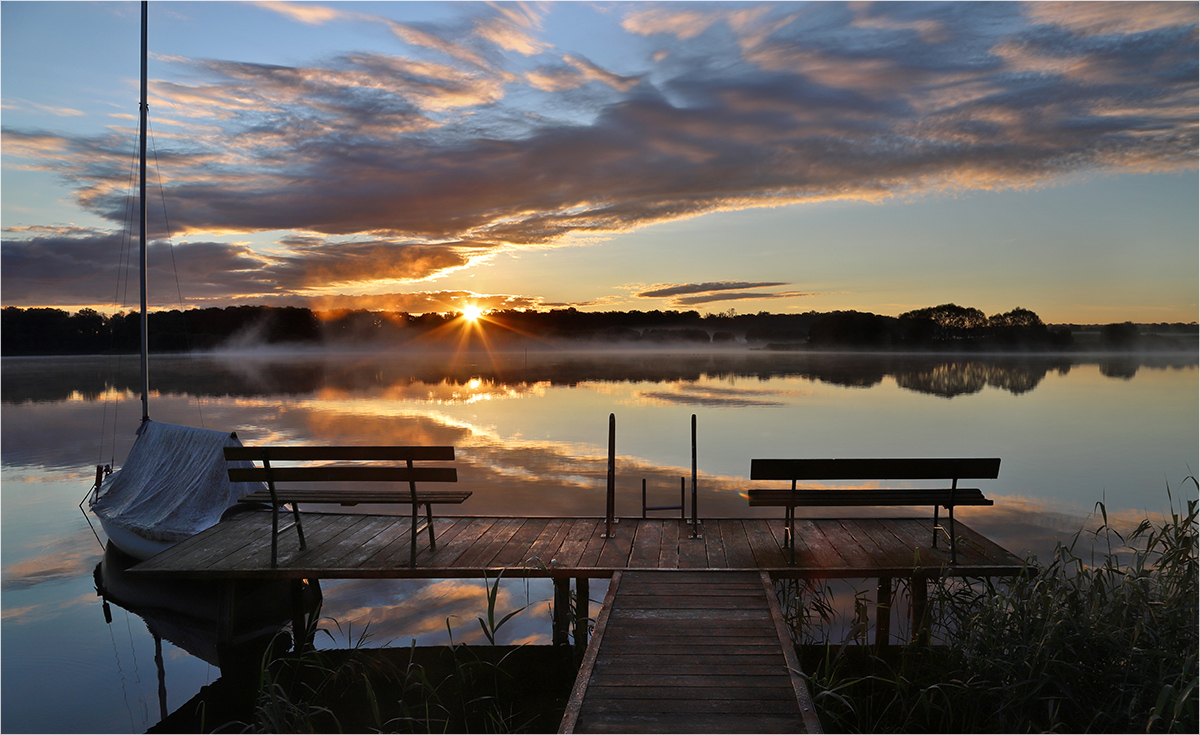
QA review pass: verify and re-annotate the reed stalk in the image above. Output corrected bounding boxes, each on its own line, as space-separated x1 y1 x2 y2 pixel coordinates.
800 486 1198 733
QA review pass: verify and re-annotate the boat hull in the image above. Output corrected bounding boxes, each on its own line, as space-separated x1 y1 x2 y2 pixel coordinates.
97 517 174 560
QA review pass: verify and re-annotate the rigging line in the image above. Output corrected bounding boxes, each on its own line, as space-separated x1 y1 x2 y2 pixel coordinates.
147 117 206 428
101 133 145 470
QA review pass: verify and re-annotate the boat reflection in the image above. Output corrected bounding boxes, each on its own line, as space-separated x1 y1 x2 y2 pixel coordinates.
93 543 319 727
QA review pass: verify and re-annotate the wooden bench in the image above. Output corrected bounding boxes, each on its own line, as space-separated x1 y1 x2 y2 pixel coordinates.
223 446 469 568
748 458 1000 564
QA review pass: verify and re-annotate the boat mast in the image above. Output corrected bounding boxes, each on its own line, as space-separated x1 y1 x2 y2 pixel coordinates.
138 0 150 425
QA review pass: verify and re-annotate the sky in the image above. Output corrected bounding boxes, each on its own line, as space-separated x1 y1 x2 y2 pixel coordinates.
1 1 1197 324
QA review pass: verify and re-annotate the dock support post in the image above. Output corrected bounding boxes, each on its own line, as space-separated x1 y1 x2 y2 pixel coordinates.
291 579 310 653
876 576 892 650
574 578 590 655
553 577 571 646
217 581 235 648
910 572 930 646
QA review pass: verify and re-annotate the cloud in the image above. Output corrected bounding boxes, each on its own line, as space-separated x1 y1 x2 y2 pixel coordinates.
634 281 816 307
3 1 1195 309
637 281 791 298
673 290 817 306
253 1 354 26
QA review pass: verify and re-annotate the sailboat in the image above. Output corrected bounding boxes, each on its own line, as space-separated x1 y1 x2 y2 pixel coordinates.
88 2 263 560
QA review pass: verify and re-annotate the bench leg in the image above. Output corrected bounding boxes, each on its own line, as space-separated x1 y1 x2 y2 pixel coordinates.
410 501 418 569
291 503 306 550
424 503 436 550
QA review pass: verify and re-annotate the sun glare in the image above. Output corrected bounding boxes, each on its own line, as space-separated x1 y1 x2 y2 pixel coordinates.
462 304 484 322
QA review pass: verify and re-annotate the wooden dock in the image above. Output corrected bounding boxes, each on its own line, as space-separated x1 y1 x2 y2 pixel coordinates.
560 570 822 733
130 510 1023 733
131 510 1024 580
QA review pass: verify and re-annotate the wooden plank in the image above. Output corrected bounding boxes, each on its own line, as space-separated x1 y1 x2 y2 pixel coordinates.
134 511 266 572
131 512 1022 588
302 514 400 569
715 519 756 568
523 517 571 568
489 517 551 568
216 512 348 571
750 457 1001 480
742 518 789 569
330 515 415 569
416 516 500 568
565 571 818 734
843 518 919 570
628 519 664 567
454 517 524 568
657 518 681 569
239 489 470 505
594 519 635 569
283 513 375 564
555 519 603 568
805 518 876 569
701 520 728 569
356 513 440 568
792 519 856 570
225 445 454 462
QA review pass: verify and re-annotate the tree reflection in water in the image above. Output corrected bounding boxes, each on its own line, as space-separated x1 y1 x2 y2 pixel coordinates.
2 351 1195 405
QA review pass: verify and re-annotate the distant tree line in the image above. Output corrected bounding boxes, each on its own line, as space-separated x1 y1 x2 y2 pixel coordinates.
1 304 1195 356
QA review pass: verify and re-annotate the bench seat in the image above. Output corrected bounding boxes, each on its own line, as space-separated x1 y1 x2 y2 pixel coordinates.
748 488 992 508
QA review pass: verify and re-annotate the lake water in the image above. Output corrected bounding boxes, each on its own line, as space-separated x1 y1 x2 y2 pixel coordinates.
2 349 1196 732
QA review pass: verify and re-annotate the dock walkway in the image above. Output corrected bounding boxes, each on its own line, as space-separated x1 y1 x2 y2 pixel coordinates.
560 570 822 734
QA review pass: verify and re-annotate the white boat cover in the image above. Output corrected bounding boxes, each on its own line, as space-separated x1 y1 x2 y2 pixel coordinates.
91 421 265 543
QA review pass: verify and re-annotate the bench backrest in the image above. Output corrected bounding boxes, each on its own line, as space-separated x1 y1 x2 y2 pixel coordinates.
750 458 1000 482
224 445 457 484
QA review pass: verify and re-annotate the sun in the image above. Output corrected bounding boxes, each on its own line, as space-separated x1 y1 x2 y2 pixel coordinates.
461 304 484 322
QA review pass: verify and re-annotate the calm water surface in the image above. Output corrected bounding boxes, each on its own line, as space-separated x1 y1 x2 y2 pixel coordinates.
2 350 1196 732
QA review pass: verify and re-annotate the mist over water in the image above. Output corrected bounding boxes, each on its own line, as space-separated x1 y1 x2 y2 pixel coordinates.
2 350 1196 732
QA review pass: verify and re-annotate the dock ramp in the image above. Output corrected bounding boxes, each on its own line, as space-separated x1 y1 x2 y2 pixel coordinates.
560 570 821 733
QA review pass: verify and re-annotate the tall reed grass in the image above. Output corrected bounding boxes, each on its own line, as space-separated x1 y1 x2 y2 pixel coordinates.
801 488 1198 733
235 571 569 733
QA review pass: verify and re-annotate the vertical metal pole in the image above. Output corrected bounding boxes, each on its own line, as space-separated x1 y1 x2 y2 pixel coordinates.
138 0 150 424
690 414 699 537
641 478 647 519
604 414 615 537
679 477 685 521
